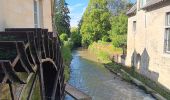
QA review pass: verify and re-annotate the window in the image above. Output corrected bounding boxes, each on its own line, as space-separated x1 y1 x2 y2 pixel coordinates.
165 12 170 53
133 21 136 32
167 12 170 26
34 0 39 28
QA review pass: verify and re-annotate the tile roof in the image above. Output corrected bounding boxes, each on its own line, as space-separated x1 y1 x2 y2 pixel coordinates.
127 0 166 16
126 4 137 16
142 0 164 9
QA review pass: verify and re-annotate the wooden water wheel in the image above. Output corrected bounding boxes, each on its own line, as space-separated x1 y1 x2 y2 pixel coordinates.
0 28 65 100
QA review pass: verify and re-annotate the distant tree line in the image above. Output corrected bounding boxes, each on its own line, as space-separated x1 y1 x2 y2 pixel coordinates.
55 0 133 49
78 0 133 48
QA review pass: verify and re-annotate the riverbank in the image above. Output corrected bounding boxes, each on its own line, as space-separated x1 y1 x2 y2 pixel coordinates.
104 63 170 100
61 42 72 82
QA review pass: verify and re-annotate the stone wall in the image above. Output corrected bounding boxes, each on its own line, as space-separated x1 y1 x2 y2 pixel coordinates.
0 0 4 31
126 0 170 89
42 0 53 31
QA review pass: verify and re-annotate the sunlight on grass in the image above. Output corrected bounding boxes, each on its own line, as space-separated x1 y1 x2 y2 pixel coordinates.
88 41 122 63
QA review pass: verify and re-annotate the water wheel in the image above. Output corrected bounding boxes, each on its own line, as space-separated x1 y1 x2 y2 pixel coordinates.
0 28 65 100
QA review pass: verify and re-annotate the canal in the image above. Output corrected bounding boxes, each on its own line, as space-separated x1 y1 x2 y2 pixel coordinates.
65 49 155 100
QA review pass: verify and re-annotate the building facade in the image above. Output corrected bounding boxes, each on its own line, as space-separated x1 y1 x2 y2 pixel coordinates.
126 0 170 89
0 0 54 31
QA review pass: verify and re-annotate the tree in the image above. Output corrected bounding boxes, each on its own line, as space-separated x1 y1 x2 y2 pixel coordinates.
70 27 82 47
79 0 131 48
80 0 111 46
109 13 128 36
109 13 128 51
60 33 68 42
107 0 130 15
55 0 70 36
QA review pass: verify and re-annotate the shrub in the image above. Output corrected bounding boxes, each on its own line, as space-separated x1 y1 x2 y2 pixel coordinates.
60 33 68 42
88 41 122 63
61 42 72 65
111 34 127 48
63 40 73 50
61 43 72 82
71 31 82 47
102 35 111 42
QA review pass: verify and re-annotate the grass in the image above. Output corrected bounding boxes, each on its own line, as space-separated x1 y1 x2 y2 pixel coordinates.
88 41 122 63
61 42 72 82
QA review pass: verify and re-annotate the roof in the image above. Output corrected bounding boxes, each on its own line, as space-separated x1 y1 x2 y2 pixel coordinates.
127 0 166 16
126 4 137 16
142 0 164 9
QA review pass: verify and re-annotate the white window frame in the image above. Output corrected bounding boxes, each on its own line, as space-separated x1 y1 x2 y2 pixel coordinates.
165 12 170 53
34 0 40 28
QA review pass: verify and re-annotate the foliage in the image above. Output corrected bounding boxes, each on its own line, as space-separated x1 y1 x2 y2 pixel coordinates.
109 13 128 36
61 41 72 81
59 33 68 42
88 41 122 63
97 51 111 63
108 13 128 48
70 27 82 47
111 34 127 48
80 0 111 47
63 40 73 50
79 0 130 48
55 0 70 35
102 35 111 42
107 0 131 15
64 65 70 81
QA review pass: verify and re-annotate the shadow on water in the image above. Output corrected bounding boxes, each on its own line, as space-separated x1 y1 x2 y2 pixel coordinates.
65 49 155 100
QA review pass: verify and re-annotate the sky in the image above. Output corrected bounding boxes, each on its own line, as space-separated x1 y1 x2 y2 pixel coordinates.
66 0 136 28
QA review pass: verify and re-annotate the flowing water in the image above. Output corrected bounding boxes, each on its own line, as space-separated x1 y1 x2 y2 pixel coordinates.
65 49 155 100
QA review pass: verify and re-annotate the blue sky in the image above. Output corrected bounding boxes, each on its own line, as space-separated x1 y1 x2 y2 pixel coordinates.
66 0 136 27
66 0 89 27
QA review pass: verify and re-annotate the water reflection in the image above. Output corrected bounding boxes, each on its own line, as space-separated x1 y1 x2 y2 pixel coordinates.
65 50 155 100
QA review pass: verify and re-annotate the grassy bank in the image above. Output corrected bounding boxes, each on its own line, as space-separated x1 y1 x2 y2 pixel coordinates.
105 63 170 100
88 41 122 63
61 41 72 82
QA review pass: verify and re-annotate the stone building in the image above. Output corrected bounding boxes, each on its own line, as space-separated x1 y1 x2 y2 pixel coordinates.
0 0 55 31
126 0 170 89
